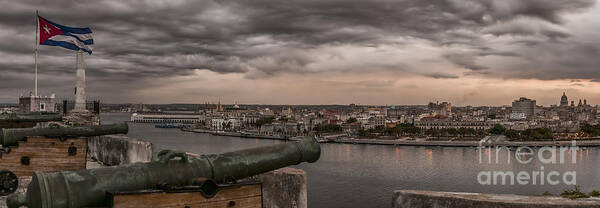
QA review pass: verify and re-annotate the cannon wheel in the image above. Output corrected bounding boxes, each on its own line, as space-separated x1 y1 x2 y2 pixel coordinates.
0 170 18 196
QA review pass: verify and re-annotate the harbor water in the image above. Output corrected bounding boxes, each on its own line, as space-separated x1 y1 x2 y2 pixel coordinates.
102 113 600 208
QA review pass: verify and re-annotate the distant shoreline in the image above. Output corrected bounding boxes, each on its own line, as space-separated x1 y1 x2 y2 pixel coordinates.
181 128 291 140
181 128 600 147
324 138 600 147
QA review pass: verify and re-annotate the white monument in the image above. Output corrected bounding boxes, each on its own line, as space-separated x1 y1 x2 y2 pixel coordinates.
72 50 88 113
63 50 100 125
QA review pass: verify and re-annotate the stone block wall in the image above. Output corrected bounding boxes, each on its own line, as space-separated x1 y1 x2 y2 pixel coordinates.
393 190 600 208
87 135 153 166
253 167 308 208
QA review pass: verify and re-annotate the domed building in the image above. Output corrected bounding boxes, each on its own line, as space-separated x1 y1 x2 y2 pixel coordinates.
560 92 569 107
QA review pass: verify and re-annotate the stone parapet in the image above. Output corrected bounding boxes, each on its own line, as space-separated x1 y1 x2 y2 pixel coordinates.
87 135 153 166
250 167 308 208
393 190 600 208
62 112 100 126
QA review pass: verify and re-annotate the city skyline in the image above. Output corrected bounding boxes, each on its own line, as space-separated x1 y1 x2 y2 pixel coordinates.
1 1 600 105
4 91 593 108
113 91 596 107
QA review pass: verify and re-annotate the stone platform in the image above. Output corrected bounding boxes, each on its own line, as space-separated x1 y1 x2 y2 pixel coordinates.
393 190 600 208
251 167 307 208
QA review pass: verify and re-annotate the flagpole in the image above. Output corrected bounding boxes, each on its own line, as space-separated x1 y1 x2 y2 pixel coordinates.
34 10 38 97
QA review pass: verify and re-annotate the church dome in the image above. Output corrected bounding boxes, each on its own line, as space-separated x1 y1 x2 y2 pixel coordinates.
560 92 568 107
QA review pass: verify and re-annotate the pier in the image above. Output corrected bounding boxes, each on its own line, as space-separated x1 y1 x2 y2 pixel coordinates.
130 113 202 124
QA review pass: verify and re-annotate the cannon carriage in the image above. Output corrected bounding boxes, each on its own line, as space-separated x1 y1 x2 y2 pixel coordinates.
0 123 129 197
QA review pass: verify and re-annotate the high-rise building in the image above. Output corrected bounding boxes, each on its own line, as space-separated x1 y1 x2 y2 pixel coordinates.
560 92 568 107
512 97 536 119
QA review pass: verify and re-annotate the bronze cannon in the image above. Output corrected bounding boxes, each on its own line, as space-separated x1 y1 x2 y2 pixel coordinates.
7 136 321 208
0 112 62 123
0 113 63 129
0 123 129 147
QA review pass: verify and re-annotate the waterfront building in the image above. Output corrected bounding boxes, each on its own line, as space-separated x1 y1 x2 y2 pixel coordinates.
130 113 203 123
511 97 535 119
259 122 299 135
341 122 361 134
361 116 385 129
211 118 240 130
240 114 260 127
414 119 495 130
298 117 317 133
260 123 275 134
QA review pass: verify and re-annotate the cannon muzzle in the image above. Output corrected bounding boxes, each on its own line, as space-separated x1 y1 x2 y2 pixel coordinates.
10 136 321 208
0 123 129 146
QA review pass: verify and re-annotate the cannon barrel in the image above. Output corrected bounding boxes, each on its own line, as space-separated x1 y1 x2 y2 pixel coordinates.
0 113 62 123
11 136 321 208
0 123 129 146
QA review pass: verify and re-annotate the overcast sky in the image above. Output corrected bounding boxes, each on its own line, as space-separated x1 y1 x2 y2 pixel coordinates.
1 0 600 106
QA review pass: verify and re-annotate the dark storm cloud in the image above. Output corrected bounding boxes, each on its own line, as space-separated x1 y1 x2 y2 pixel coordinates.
444 53 489 71
497 41 600 81
482 17 572 39
423 72 460 79
0 0 596 102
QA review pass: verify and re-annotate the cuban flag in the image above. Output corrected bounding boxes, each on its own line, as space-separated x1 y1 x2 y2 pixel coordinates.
38 16 93 54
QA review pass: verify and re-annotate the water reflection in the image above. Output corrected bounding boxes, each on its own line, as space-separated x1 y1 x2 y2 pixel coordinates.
101 113 600 208
426 148 433 165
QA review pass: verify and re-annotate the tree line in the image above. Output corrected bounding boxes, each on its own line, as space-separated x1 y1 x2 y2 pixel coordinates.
580 123 600 137
489 124 554 141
